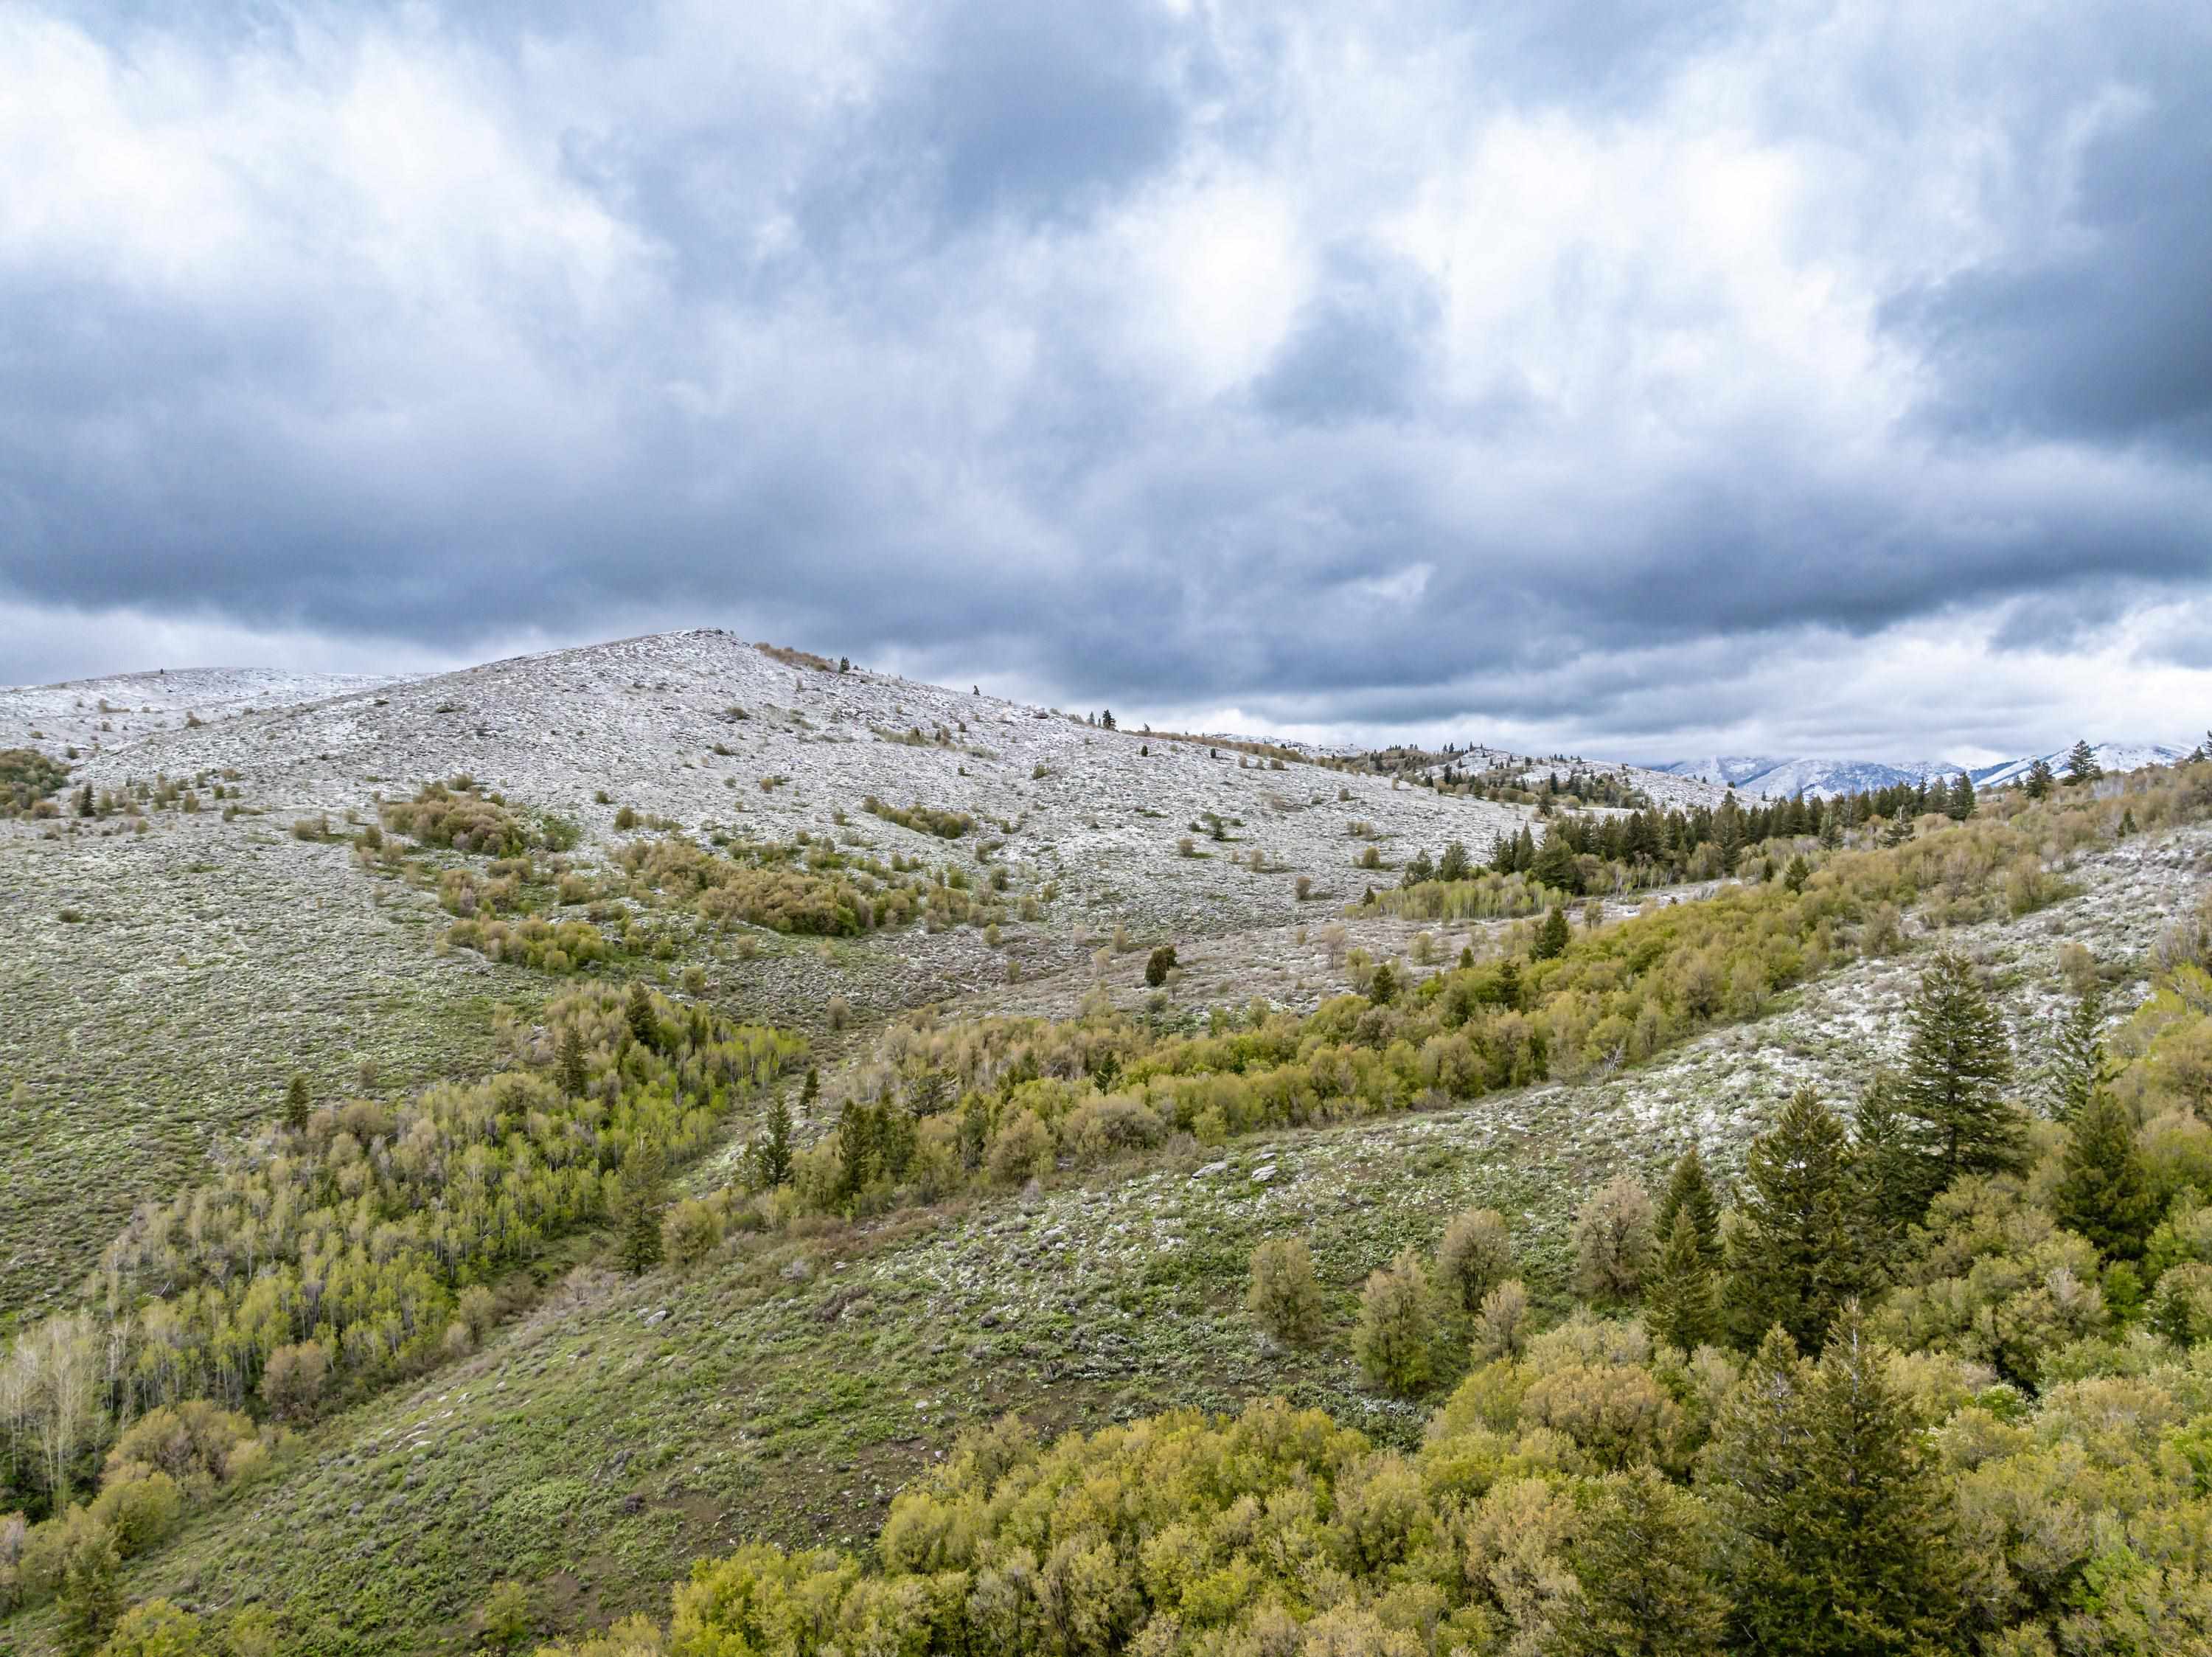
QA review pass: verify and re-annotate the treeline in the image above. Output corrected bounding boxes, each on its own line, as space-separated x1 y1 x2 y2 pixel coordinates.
1371 760 2120 920
737 763 2206 1228
1 985 804 1633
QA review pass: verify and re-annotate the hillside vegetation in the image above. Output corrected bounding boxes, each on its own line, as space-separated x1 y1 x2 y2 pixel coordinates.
0 635 2208 1656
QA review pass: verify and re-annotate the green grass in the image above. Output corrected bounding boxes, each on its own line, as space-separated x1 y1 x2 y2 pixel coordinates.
0 822 540 1323
26 1072 1711 1654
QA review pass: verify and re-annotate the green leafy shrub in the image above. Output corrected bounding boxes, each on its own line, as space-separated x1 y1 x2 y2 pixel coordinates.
379 779 532 855
1248 1237 1326 1344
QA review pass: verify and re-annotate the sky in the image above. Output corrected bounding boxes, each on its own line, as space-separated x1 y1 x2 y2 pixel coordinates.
1 0 2208 763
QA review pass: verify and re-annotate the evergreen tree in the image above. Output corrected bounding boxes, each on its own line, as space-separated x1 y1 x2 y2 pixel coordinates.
1437 838 1471 882
2024 755 2055 799
1850 1074 1933 1262
1897 950 2026 1184
1728 1088 1869 1353
2055 1091 2154 1262
1551 1465 1729 1657
1533 831 1582 894
799 1064 820 1117
1654 1145 1723 1271
558 1024 588 1098
1534 904 1571 961
1701 1310 1964 1657
2065 738 2102 785
283 1072 311 1132
1495 956 1523 1010
1368 961 1397 1004
616 1146 667 1274
1648 1209 1724 1352
1781 854 1811 893
1715 802 1745 875
2048 975 2112 1122
625 982 658 1050
1945 771 1975 820
756 1090 795 1189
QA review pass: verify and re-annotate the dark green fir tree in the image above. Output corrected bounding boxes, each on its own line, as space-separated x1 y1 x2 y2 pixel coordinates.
2055 1091 2154 1262
1897 950 2025 1184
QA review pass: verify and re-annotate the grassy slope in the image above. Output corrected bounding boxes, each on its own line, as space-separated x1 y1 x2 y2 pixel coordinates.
0 816 535 1324
3 818 2188 1654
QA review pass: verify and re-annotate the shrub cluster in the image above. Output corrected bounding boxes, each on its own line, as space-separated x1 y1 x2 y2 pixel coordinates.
378 778 533 855
619 834 1009 937
860 796 975 838
0 748 69 818
445 914 619 973
620 836 883 937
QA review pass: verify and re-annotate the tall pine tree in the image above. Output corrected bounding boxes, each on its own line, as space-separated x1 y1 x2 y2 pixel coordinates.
1850 1073 1933 1267
1945 771 1975 820
615 1144 668 1273
754 1089 795 1189
1701 1311 1963 1657
1534 904 1571 961
1648 1209 1724 1353
2065 738 2102 785
1897 949 2025 1184
2055 1091 2154 1262
283 1073 312 1132
2024 756 2056 799
1655 1144 1724 1271
558 1024 589 1098
1728 1088 1870 1353
626 981 658 1051
2048 975 2112 1122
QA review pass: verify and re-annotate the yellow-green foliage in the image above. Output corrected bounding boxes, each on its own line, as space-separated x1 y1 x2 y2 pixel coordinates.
445 914 617 973
861 796 975 838
621 836 882 936
0 748 69 818
379 778 532 855
619 835 1004 936
0 987 804 1523
1368 869 1573 922
526 1291 2212 1657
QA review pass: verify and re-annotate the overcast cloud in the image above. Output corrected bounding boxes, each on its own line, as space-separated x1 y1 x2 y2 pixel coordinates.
2 0 2208 760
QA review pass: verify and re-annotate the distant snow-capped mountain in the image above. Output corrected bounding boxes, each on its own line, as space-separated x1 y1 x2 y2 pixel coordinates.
1969 741 2192 791
1644 740 2196 802
1646 755 1953 800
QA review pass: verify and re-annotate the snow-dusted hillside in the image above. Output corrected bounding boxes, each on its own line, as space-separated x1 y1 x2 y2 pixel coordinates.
1418 746 1731 811
1646 740 2201 801
0 667 417 756
14 631 1533 942
1972 742 2194 791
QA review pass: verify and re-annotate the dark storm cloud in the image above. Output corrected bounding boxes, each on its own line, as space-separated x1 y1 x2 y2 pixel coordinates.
1883 97 2212 456
1255 248 1441 425
1877 4 2212 458
2 0 2210 754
